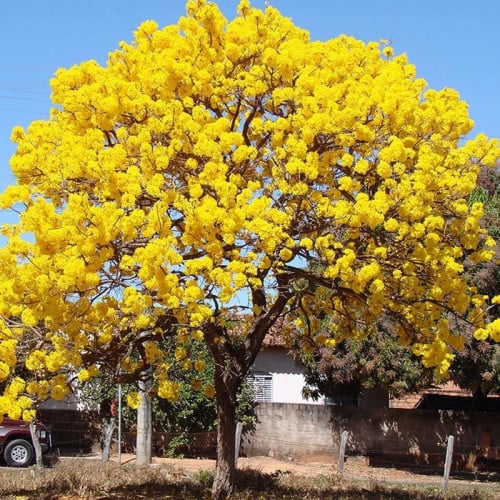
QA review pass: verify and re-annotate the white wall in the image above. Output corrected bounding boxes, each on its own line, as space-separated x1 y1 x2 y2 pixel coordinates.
251 347 324 405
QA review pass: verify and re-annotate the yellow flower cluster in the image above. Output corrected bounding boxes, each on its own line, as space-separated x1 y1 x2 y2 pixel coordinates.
126 391 141 410
0 376 35 421
0 0 498 417
0 337 17 382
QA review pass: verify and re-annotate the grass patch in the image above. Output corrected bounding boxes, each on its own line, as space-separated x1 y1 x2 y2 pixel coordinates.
0 458 496 499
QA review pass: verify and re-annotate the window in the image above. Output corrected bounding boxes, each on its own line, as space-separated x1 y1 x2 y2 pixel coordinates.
248 372 273 402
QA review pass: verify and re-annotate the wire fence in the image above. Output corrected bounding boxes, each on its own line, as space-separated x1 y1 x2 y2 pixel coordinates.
38 408 217 458
243 433 500 474
38 407 500 480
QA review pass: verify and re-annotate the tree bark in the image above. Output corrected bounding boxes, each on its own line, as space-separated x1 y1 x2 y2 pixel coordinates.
136 371 153 465
29 420 43 468
101 416 116 463
207 294 292 498
211 373 239 500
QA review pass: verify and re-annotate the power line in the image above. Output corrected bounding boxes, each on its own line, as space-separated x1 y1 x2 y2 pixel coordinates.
0 95 49 104
0 86 48 95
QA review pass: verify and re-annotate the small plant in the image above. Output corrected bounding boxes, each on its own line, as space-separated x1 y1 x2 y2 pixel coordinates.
236 380 258 429
165 433 190 458
193 469 213 487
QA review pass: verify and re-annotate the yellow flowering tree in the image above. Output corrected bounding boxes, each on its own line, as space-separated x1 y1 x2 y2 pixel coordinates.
0 0 499 496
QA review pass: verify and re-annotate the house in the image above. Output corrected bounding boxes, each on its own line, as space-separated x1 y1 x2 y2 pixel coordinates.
248 318 392 407
390 381 500 411
249 343 325 405
245 316 324 405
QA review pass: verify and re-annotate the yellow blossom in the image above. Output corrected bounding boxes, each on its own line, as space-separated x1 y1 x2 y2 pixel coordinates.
0 0 497 425
204 385 215 398
127 392 141 409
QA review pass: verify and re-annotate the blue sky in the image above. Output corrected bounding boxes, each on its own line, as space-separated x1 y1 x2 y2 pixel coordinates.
1 0 499 227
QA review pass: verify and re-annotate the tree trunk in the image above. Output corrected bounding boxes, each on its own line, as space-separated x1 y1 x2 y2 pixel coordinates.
101 416 116 463
206 304 290 498
136 373 153 465
211 371 239 499
29 421 43 468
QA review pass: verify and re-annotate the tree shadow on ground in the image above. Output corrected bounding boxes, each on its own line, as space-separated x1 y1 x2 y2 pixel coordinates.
367 452 500 483
1 465 490 500
330 404 500 484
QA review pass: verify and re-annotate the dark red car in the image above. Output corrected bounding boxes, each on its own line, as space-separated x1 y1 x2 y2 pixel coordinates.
0 418 52 467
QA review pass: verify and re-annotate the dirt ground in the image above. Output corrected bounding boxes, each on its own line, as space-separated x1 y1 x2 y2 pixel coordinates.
111 452 499 490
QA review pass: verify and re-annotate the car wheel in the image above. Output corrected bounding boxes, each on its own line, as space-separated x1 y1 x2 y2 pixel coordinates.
4 439 34 467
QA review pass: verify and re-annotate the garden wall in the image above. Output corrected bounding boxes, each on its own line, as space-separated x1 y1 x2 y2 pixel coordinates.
241 403 500 471
38 408 99 454
38 408 217 458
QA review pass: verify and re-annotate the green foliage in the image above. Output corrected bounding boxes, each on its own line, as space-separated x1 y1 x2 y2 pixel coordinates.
193 469 214 487
450 339 500 398
236 380 257 428
450 249 500 397
298 329 434 404
292 268 435 403
118 380 217 435
164 433 190 458
471 164 500 239
79 334 256 455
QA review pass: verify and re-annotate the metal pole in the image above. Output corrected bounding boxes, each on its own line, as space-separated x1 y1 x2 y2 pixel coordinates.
117 384 122 465
442 435 454 497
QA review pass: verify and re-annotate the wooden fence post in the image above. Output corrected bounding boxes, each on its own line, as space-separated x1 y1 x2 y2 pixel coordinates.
442 435 455 496
338 430 349 473
235 422 243 467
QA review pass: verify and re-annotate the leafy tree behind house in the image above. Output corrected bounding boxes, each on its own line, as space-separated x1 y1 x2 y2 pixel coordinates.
298 327 435 405
0 1 498 497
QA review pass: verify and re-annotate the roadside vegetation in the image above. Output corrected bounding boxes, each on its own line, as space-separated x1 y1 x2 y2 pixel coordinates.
0 458 497 499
